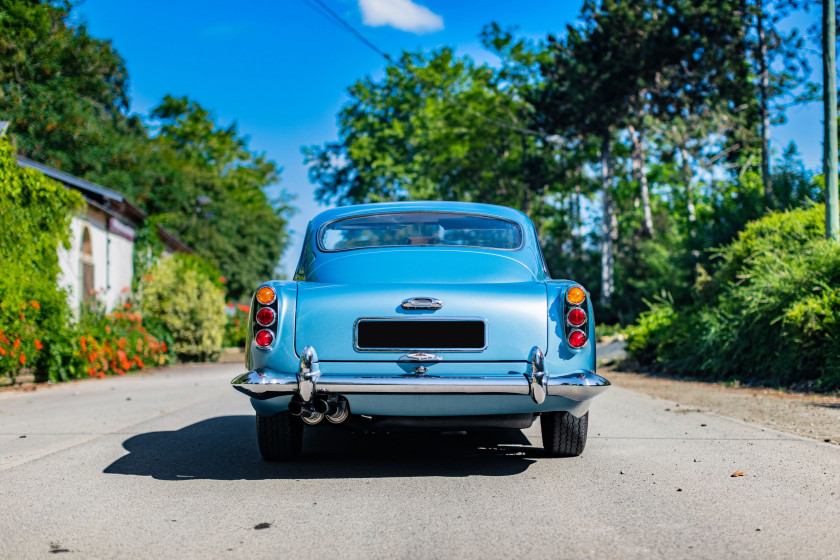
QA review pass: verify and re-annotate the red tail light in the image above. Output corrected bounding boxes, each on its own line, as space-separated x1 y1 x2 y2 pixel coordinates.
568 329 587 348
567 307 586 326
256 307 276 327
255 329 274 348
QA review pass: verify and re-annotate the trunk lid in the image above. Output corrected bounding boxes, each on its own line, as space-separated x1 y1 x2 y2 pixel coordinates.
294 282 547 362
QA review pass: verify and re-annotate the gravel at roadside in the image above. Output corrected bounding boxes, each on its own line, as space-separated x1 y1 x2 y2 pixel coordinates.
603 365 840 445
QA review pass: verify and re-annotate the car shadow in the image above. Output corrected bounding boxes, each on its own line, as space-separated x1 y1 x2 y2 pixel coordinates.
104 415 541 481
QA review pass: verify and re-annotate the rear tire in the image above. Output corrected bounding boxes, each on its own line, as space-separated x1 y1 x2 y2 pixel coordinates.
540 411 588 457
256 412 303 461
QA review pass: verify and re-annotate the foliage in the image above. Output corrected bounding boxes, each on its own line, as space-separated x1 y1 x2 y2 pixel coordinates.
139 254 227 361
626 206 840 391
0 1 292 301
595 323 623 341
72 299 173 381
137 95 293 299
223 306 249 349
0 138 84 382
0 0 147 180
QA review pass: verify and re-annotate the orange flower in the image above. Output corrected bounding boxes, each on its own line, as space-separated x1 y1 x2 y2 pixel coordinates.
88 366 96 377
13 338 20 349
117 350 127 362
80 338 87 352
135 357 145 368
30 301 40 310
0 347 6 356
124 302 132 309
19 313 25 320
161 342 167 353
19 354 26 365
105 325 111 334
116 368 126 376
34 339 43 350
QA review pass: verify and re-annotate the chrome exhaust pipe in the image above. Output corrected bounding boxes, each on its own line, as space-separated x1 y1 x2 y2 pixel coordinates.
313 398 336 415
288 401 323 425
326 399 349 424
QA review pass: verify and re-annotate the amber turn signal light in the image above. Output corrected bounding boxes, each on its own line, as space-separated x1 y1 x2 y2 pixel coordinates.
566 286 586 305
256 286 276 305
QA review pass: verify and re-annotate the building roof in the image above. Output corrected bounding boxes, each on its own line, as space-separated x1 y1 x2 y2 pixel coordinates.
15 155 126 203
14 155 193 254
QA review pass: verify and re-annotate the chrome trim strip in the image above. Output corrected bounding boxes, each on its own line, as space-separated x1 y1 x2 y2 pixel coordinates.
353 317 489 352
399 353 443 362
231 370 298 397
231 369 610 403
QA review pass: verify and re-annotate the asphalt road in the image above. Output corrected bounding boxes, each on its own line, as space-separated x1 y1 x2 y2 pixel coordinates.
1 362 838 559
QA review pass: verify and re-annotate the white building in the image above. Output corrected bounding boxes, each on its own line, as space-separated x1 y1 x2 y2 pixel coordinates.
15 156 192 312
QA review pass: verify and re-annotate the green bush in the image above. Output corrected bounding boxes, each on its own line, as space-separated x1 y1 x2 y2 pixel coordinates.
0 138 84 382
140 254 226 361
223 306 249 348
625 205 840 392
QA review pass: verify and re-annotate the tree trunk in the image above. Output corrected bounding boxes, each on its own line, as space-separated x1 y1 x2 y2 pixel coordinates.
757 0 773 207
680 147 700 263
600 132 615 306
630 124 654 238
520 132 530 216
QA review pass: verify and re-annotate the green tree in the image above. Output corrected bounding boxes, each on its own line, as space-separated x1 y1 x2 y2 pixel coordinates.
302 38 566 213
140 95 293 300
0 0 149 178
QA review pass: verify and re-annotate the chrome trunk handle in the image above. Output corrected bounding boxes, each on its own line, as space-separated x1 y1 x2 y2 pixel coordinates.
401 297 443 310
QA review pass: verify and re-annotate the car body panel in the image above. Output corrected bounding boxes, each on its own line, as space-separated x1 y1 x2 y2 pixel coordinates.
236 201 608 421
294 281 547 362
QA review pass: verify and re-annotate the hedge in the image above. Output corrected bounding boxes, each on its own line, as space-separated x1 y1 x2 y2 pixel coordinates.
625 204 840 392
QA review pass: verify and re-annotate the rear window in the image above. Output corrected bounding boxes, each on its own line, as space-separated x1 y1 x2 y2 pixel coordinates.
320 212 523 251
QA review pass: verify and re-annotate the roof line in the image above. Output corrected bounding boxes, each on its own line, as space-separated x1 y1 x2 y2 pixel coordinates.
14 155 125 202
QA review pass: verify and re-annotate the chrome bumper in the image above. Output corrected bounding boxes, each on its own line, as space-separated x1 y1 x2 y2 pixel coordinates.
232 346 610 404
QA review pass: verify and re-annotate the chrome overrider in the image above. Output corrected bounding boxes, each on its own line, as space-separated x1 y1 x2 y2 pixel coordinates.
231 344 611 415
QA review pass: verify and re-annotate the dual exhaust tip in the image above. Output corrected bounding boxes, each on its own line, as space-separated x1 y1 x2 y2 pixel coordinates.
289 397 349 425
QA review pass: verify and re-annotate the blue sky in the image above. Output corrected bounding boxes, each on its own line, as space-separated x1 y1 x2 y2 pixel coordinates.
75 0 824 276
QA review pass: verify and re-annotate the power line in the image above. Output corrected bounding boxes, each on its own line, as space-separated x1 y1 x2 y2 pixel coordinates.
304 0 392 61
298 0 549 139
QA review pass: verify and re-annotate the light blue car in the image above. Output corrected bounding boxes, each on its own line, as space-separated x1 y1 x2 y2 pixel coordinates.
232 201 610 460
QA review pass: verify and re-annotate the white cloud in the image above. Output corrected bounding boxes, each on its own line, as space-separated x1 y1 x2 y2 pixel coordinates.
358 0 444 34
